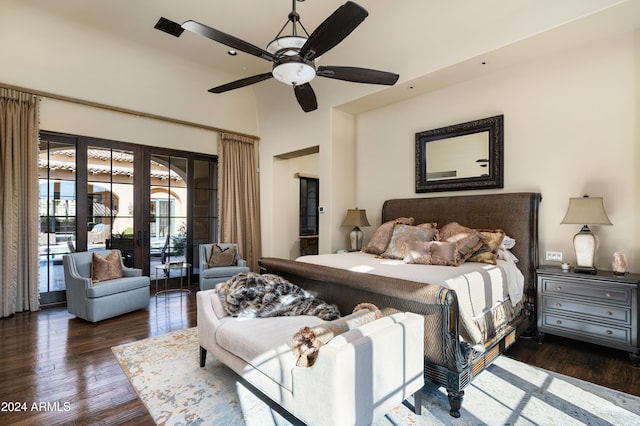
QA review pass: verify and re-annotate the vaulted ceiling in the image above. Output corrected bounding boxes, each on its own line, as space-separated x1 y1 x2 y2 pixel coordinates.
9 0 640 113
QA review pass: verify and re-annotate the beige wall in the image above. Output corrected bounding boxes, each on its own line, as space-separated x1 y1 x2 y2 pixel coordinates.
356 30 639 273
0 0 259 148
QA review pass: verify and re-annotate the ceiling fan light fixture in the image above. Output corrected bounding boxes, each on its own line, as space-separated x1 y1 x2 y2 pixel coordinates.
266 36 307 56
272 61 316 86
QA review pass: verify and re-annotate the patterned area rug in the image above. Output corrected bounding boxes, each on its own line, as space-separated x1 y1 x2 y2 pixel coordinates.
112 327 640 425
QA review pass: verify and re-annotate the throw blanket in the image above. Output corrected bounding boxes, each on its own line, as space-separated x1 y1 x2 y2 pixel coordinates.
218 272 340 320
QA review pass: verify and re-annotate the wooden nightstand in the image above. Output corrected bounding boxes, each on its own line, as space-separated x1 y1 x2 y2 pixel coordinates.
536 266 639 366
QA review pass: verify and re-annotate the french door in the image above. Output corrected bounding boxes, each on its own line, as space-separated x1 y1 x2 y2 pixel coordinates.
38 132 217 304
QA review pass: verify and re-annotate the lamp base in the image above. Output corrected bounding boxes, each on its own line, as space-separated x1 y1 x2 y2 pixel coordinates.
574 265 597 275
349 226 364 251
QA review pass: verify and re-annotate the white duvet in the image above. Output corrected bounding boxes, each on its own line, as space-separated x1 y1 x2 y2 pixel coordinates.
296 251 524 345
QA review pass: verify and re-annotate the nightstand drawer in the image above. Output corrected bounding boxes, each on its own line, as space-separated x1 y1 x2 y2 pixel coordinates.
541 312 631 345
541 278 632 305
541 296 631 324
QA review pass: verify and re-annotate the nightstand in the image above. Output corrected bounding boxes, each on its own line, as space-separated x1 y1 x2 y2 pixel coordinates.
536 266 639 366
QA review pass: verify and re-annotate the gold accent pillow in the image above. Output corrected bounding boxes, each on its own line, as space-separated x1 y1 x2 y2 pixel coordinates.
91 251 123 283
468 229 506 264
438 222 485 264
207 244 237 268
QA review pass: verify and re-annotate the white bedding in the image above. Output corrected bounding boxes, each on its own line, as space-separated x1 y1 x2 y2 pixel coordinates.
296 251 525 345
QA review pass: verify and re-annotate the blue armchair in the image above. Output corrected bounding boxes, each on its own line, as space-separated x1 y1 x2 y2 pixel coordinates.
63 249 150 322
198 243 250 291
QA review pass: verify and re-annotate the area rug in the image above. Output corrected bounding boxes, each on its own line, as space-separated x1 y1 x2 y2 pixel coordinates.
112 327 640 425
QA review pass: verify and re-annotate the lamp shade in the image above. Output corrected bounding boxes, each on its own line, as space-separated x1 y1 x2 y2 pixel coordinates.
342 209 370 227
561 196 612 226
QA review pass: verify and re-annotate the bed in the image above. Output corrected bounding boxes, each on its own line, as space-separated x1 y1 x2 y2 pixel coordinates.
259 192 541 417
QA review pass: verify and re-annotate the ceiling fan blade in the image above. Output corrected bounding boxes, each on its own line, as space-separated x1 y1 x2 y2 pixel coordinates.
154 17 185 37
317 66 399 85
299 1 368 61
294 83 318 112
209 73 274 93
182 20 275 62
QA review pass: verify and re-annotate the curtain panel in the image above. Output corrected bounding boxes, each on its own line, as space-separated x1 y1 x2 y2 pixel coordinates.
218 133 261 272
0 88 40 317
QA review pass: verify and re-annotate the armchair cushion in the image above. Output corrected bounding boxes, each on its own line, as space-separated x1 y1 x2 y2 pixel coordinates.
91 251 123 283
86 275 151 298
201 265 247 279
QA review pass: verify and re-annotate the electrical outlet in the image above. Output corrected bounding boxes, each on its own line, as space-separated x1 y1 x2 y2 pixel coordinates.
545 251 563 262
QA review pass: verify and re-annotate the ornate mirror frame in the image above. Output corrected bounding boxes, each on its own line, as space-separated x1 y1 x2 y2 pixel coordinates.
415 115 504 193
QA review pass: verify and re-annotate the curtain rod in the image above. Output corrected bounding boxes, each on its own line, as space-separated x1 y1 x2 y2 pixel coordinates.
0 82 259 140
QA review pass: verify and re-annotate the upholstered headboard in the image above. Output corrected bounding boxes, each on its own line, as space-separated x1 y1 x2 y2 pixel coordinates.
382 192 542 300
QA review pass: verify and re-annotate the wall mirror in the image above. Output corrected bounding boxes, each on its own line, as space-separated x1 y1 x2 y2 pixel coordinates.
415 115 504 193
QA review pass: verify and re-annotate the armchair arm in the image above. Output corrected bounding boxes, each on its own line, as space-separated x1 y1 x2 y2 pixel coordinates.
122 267 142 277
199 245 209 272
291 312 424 426
237 259 247 267
63 255 93 319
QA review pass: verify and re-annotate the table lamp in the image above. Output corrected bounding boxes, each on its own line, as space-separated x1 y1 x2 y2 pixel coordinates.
560 195 612 274
342 208 370 251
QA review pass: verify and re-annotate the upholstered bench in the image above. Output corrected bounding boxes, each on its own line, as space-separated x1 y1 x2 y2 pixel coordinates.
197 286 424 426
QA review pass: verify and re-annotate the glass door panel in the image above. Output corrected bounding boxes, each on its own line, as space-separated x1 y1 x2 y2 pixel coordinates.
89 147 136 267
149 155 188 280
38 139 77 303
193 159 218 266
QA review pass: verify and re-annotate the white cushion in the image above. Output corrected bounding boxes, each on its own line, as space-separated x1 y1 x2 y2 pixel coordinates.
215 316 326 392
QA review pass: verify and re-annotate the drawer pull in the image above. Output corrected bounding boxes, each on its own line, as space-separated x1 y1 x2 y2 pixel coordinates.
605 292 612 298
556 303 562 308
556 286 562 291
606 311 613 316
556 320 562 325
606 330 613 335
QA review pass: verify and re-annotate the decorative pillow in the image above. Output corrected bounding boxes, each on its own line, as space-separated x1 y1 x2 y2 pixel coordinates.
416 222 437 230
468 229 506 264
381 224 439 259
207 244 237 268
292 304 381 367
91 251 123 283
438 222 485 263
402 240 460 266
363 217 414 255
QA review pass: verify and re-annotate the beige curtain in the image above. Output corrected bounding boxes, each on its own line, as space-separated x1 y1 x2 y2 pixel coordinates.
218 132 261 272
0 88 40 317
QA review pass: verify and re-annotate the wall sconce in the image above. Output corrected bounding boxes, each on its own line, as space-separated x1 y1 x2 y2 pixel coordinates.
342 208 370 251
561 194 612 274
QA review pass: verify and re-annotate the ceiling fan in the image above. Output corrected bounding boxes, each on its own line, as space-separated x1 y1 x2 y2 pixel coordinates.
155 0 399 112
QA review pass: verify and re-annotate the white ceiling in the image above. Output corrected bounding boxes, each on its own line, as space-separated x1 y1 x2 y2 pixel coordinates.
11 0 640 113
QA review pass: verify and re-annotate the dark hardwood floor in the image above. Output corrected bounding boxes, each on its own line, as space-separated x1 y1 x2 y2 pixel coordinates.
505 332 640 397
0 286 197 426
1 289 638 425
